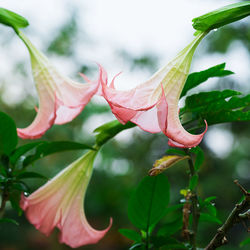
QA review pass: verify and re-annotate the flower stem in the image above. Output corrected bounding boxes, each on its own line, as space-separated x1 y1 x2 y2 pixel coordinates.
184 149 200 250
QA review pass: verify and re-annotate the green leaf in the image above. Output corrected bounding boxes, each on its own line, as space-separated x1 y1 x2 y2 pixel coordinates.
0 112 18 155
204 196 217 203
205 204 217 217
11 181 30 193
164 204 183 215
22 141 93 167
0 8 29 31
192 2 250 32
183 89 241 112
0 218 19 226
119 229 141 242
240 237 250 247
157 216 183 236
199 212 222 225
190 146 204 171
182 90 250 126
10 141 44 165
94 120 136 147
15 171 47 180
128 174 170 231
0 165 7 177
181 63 233 98
9 192 23 216
200 196 217 216
189 174 198 190
166 148 186 156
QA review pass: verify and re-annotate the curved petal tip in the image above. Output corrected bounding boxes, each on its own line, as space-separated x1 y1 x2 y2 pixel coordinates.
168 120 208 148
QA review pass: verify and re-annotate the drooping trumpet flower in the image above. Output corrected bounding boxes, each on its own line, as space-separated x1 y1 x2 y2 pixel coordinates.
17 31 99 139
20 150 112 248
101 31 208 148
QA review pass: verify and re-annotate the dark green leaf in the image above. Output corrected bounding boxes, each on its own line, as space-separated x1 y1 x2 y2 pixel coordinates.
23 141 93 167
205 204 217 217
190 146 204 171
119 229 141 242
183 90 241 112
94 120 136 147
164 204 183 215
157 216 182 236
128 174 170 231
15 171 47 180
10 141 44 165
240 237 250 247
166 148 186 156
199 212 222 224
200 196 217 216
181 63 233 98
9 192 22 216
192 2 250 32
11 181 30 193
182 90 250 126
189 174 198 190
0 8 29 31
0 112 18 155
204 196 217 203
0 165 7 177
0 218 19 225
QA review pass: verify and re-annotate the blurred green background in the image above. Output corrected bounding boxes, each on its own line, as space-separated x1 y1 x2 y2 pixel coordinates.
0 0 249 249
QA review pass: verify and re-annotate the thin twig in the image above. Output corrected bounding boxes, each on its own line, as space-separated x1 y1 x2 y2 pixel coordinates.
205 180 250 250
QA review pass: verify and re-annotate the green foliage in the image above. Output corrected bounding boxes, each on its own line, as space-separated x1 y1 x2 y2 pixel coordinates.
157 216 182 237
14 171 47 180
166 148 186 156
47 15 77 56
181 63 233 98
128 174 170 231
119 229 141 242
21 141 93 167
190 146 204 171
94 120 136 147
10 142 44 165
240 237 250 247
189 174 198 190
199 212 222 225
199 196 219 222
0 112 18 156
182 90 250 126
0 218 19 226
192 2 250 32
0 7 29 31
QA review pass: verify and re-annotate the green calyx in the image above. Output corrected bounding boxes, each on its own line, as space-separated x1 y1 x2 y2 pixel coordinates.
0 7 29 33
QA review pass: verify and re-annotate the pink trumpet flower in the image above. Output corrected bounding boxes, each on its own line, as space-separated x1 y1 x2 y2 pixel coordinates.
17 31 99 139
101 31 208 148
20 150 112 248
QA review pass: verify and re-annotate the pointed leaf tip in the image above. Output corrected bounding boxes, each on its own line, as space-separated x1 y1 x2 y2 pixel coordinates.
149 155 190 176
